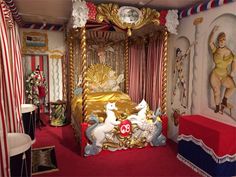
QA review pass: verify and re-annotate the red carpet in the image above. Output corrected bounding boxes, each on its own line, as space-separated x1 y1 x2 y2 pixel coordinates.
33 114 200 177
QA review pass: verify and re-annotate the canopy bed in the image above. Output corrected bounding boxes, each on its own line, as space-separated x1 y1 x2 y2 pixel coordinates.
67 1 178 156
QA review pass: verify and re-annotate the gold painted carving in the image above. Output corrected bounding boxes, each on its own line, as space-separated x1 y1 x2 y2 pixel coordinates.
48 50 64 55
49 50 64 59
50 54 63 59
96 3 160 36
193 17 203 26
102 124 147 150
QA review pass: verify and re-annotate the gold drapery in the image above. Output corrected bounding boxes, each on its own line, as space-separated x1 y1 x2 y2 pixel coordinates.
71 91 137 123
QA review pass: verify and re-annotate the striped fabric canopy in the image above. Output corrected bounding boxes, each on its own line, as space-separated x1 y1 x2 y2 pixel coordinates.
0 1 24 177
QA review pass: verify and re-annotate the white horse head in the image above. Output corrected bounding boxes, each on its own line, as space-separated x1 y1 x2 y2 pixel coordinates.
105 102 118 111
135 99 148 110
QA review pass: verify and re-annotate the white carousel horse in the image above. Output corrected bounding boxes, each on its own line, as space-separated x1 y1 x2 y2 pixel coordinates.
85 102 120 156
128 100 166 146
127 99 148 123
149 108 166 146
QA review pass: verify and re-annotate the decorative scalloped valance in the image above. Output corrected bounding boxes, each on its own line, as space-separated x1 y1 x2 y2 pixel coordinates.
71 0 179 35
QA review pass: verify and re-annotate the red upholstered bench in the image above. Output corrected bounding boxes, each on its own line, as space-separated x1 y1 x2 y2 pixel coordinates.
178 115 236 177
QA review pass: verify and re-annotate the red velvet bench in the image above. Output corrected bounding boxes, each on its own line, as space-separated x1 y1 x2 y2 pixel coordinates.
178 115 236 177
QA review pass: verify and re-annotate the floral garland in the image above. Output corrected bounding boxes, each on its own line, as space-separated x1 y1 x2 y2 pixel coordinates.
160 10 179 34
72 0 89 28
25 70 47 106
86 2 97 20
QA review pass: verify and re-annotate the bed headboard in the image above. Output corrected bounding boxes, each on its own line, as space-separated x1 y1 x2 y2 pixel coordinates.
86 64 124 93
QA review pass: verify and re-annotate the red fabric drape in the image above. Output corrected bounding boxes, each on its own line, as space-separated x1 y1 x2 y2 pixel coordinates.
129 42 146 103
0 1 24 177
145 37 163 110
129 34 164 111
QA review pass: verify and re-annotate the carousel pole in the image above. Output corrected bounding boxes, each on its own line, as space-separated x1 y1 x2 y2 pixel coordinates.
68 34 75 102
80 27 88 122
161 30 168 115
62 55 67 101
124 37 129 94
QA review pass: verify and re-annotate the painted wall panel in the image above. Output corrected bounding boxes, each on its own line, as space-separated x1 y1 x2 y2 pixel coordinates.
168 2 236 141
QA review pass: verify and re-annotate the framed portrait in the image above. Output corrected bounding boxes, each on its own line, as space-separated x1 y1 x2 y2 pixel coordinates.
118 6 142 24
22 32 48 53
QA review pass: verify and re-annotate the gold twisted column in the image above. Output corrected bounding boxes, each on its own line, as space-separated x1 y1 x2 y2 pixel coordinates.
62 55 67 100
68 35 74 102
161 30 168 115
124 37 129 94
80 27 89 122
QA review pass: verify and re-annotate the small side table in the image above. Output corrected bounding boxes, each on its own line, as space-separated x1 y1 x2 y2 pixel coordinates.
49 100 67 126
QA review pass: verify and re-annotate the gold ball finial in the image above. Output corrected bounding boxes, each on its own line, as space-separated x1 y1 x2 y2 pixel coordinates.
193 17 203 26
127 28 132 36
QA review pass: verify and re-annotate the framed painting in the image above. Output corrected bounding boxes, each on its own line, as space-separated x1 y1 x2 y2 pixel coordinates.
22 32 48 53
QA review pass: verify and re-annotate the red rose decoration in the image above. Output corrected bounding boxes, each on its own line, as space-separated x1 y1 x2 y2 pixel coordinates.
160 10 168 26
86 2 97 20
119 120 132 137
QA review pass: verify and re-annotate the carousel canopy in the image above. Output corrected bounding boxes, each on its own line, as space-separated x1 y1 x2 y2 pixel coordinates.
11 0 208 32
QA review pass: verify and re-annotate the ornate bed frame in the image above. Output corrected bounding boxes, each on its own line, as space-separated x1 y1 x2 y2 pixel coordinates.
67 2 169 155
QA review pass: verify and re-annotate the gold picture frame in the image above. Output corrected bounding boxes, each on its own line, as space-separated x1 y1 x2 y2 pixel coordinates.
22 32 48 53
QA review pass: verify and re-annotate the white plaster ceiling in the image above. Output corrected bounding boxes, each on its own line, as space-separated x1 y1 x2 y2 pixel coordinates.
14 0 207 25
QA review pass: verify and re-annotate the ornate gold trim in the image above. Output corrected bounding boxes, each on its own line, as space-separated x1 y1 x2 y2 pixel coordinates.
49 54 63 59
193 17 203 26
161 30 168 114
96 3 160 36
48 50 64 54
22 32 48 53
102 124 148 150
